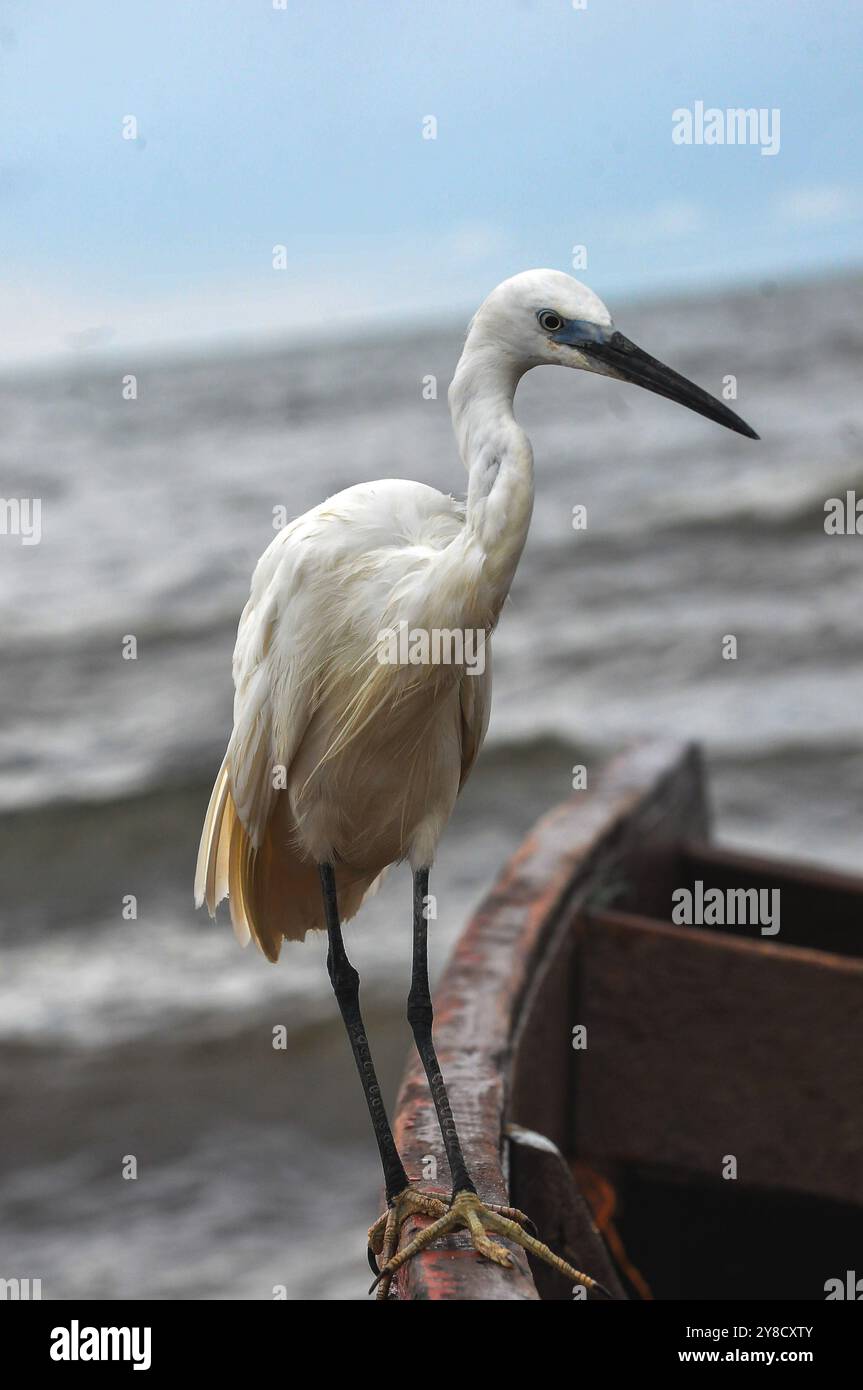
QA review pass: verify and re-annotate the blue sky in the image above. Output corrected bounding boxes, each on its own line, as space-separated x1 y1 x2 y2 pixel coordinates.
2 0 861 363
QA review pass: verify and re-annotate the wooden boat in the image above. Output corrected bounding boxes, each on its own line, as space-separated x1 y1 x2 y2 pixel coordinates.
388 742 863 1300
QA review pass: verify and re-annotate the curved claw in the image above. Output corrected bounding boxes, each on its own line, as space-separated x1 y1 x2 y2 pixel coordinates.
484 1207 612 1297
588 1277 615 1300
370 1188 609 1299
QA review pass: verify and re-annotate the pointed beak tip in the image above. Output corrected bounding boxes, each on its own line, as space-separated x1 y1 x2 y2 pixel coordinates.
734 419 760 441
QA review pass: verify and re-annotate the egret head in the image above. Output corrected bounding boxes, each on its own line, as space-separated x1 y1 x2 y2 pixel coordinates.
468 268 758 439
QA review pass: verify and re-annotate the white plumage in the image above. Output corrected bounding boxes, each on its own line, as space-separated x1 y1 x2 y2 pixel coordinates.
195 478 494 957
195 268 756 961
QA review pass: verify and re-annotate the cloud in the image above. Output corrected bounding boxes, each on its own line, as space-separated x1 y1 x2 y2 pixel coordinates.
778 185 860 226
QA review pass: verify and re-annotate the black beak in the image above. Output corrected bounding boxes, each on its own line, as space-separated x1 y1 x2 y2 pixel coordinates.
579 331 759 439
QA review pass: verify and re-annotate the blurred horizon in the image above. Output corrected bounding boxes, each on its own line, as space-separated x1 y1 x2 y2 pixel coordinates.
2 259 862 384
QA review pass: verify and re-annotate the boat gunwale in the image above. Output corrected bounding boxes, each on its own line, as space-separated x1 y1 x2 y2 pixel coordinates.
388 739 702 1299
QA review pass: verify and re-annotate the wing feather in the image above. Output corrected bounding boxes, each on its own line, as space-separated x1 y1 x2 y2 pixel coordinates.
195 478 471 956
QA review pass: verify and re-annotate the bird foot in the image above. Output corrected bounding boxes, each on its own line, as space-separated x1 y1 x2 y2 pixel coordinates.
368 1186 610 1299
367 1186 450 1299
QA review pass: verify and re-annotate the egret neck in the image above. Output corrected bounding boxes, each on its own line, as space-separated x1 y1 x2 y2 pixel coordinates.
448 340 534 619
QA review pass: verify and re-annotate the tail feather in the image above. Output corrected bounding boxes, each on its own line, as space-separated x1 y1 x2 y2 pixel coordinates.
195 762 385 963
227 810 255 952
194 755 229 911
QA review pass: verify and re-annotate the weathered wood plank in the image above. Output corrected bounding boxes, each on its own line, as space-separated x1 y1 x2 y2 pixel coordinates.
573 908 863 1206
681 841 863 957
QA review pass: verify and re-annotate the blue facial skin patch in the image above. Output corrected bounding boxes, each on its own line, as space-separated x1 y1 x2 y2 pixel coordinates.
549 317 613 348
538 312 759 438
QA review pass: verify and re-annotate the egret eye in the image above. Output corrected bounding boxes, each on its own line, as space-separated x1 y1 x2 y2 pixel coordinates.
537 310 564 333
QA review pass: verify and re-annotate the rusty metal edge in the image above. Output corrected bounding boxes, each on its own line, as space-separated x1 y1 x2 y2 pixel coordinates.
388 739 697 1299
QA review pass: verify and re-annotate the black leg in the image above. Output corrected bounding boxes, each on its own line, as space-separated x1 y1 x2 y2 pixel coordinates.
407 866 476 1198
319 863 409 1203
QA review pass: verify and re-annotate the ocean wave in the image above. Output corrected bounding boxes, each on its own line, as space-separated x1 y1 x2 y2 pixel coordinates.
2 729 860 825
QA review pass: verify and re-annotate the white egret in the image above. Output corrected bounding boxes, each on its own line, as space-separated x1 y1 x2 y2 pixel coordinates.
195 269 757 1297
